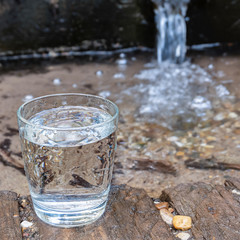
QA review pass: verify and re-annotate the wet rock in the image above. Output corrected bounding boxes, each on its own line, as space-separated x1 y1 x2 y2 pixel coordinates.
20 220 33 228
173 215 192 231
176 232 191 240
155 202 169 210
160 209 174 226
214 113 225 121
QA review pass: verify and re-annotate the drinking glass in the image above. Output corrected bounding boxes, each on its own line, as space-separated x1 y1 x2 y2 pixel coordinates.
17 93 118 227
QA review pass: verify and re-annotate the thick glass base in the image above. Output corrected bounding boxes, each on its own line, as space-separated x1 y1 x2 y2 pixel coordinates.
33 200 107 228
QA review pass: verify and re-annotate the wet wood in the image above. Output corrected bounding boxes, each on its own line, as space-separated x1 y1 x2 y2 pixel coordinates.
1 180 240 239
160 177 240 240
185 156 240 171
36 185 173 240
0 191 22 240
127 157 176 174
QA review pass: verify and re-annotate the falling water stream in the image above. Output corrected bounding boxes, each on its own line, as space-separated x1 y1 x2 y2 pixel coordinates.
120 0 231 129
153 0 189 64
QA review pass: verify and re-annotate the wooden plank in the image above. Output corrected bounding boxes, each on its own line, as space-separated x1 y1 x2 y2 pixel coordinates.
160 178 240 240
0 191 22 240
33 185 173 240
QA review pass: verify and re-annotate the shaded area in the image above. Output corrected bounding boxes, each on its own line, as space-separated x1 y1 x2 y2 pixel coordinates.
0 0 155 52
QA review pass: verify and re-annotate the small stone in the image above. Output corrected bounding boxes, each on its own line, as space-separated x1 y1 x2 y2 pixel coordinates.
160 209 174 226
168 136 179 142
214 113 225 121
206 136 217 141
176 151 185 157
21 199 28 208
228 112 238 119
168 208 174 213
72 83 78 88
173 215 192 231
20 220 33 228
155 202 169 210
176 232 191 240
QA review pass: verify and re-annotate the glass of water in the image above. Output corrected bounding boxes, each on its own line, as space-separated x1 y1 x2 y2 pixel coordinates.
17 93 118 227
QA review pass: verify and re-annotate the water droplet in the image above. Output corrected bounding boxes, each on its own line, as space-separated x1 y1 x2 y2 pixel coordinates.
208 64 214 70
96 70 103 77
119 53 126 58
117 59 127 65
22 95 34 102
53 78 61 86
113 73 125 79
99 91 111 98
215 85 230 97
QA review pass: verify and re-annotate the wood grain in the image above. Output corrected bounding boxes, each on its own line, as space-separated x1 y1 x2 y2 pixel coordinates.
0 191 22 240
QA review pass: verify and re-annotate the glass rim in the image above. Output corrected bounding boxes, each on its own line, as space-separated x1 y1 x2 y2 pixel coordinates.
17 93 119 131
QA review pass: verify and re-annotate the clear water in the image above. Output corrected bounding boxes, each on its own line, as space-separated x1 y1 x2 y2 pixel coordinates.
21 106 116 227
153 0 189 63
121 61 230 129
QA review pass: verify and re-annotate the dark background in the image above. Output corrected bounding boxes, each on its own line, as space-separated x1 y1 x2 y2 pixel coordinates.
0 0 239 53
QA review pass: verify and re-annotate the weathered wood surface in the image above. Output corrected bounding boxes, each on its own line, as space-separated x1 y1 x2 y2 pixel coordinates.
35 185 173 240
1 179 240 239
161 177 240 240
0 191 22 240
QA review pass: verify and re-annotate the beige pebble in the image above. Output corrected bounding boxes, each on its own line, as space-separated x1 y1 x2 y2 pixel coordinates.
173 215 192 230
206 136 217 141
168 207 174 213
160 209 174 226
155 202 169 210
176 232 191 240
228 112 238 119
176 151 185 157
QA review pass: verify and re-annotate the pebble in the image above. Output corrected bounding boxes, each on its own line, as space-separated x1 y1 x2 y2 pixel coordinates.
168 208 174 213
21 199 28 208
155 202 169 210
228 112 238 119
20 220 33 228
160 209 174 226
176 151 185 157
173 215 192 231
214 113 225 121
168 136 179 142
206 136 217 141
72 83 78 88
176 232 191 240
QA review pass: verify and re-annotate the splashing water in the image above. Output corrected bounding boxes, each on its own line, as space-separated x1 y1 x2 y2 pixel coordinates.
153 0 189 63
121 61 230 129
